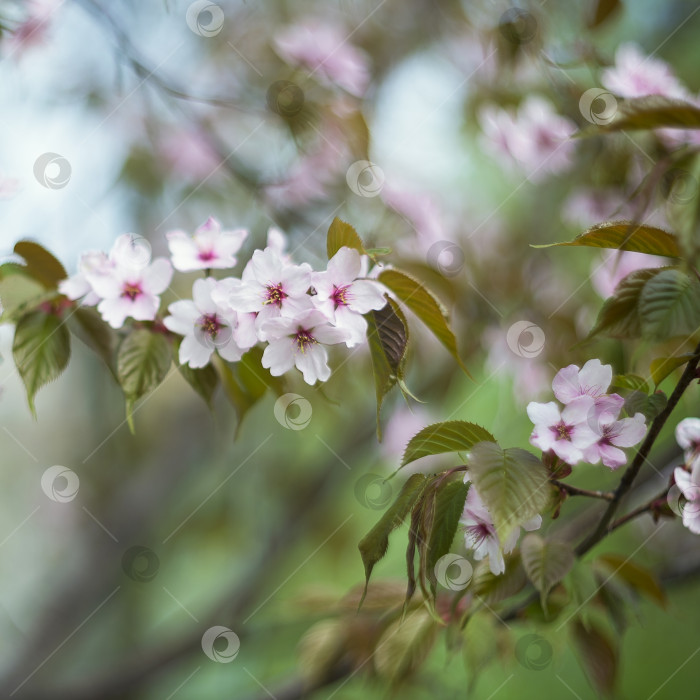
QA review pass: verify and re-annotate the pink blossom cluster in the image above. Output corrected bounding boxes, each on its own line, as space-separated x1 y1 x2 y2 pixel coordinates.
527 359 646 468
60 218 387 385
674 418 700 534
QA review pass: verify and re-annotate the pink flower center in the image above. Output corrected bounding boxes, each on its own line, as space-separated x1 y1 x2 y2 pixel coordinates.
552 421 573 441
122 282 143 301
263 283 287 307
198 313 223 339
465 521 492 549
331 284 350 308
294 328 317 353
198 250 216 262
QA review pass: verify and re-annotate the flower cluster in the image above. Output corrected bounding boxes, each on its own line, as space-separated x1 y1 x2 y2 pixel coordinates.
60 219 387 385
673 418 700 534
527 359 646 468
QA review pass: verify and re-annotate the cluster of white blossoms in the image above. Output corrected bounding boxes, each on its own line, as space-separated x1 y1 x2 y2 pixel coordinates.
60 218 387 385
674 418 700 535
527 359 647 469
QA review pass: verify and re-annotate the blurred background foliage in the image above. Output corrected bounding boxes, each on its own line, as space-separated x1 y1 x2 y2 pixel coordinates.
0 0 700 697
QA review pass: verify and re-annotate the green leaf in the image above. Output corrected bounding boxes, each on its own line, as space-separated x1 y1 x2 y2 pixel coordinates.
12 310 71 416
610 373 649 394
425 479 470 596
178 363 219 408
0 272 54 324
533 221 680 257
588 267 666 338
650 354 695 386
400 421 496 470
595 96 700 132
572 620 618 695
638 269 700 341
358 474 427 599
374 610 439 684
596 553 667 608
624 390 666 420
467 442 551 542
68 307 116 375
326 218 365 259
366 297 409 439
378 268 469 375
117 330 172 430
520 534 575 612
14 240 67 289
472 553 527 605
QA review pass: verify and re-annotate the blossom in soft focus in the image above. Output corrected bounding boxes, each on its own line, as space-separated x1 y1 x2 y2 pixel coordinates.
158 127 221 180
59 251 113 306
166 217 248 272
601 43 688 99
676 417 700 468
164 278 253 368
311 247 386 347
552 359 613 405
212 247 313 329
5 0 61 56
380 406 433 463
0 175 20 199
673 464 700 534
460 482 541 576
273 19 370 96
583 411 646 469
591 250 665 299
527 396 599 464
259 309 350 384
479 96 576 182
382 186 449 250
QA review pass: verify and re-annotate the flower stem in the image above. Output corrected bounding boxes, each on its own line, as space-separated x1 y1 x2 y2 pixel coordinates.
552 480 615 500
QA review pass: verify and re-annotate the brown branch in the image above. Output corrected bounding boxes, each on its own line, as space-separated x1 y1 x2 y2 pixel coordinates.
552 480 615 501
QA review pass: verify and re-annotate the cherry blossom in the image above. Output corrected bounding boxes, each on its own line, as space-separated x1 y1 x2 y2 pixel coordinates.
259 309 350 384
527 396 599 464
213 247 313 329
59 251 113 306
461 484 541 576
166 217 248 272
591 250 665 299
273 19 370 97
164 278 253 368
552 359 614 405
583 411 646 469
676 417 700 467
311 247 386 346
601 43 688 99
673 463 700 534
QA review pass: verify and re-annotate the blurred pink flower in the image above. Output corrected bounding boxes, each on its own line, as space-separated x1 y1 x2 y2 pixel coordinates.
382 186 450 251
601 43 688 99
479 96 576 182
159 128 221 180
0 175 20 199
673 464 700 534
676 417 700 468
5 0 60 56
166 217 248 272
273 19 370 97
563 190 633 228
591 250 665 299
380 406 433 464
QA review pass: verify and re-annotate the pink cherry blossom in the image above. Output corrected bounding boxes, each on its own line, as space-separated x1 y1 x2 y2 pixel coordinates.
166 217 248 272
59 251 114 306
164 278 252 368
158 127 221 180
601 43 688 99
591 250 665 299
527 396 599 464
673 464 700 534
583 411 646 469
676 417 700 467
460 484 541 576
213 247 313 330
259 309 350 384
552 359 613 405
311 247 386 347
273 19 370 97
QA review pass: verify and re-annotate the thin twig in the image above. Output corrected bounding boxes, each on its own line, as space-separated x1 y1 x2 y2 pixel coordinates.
552 480 615 501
